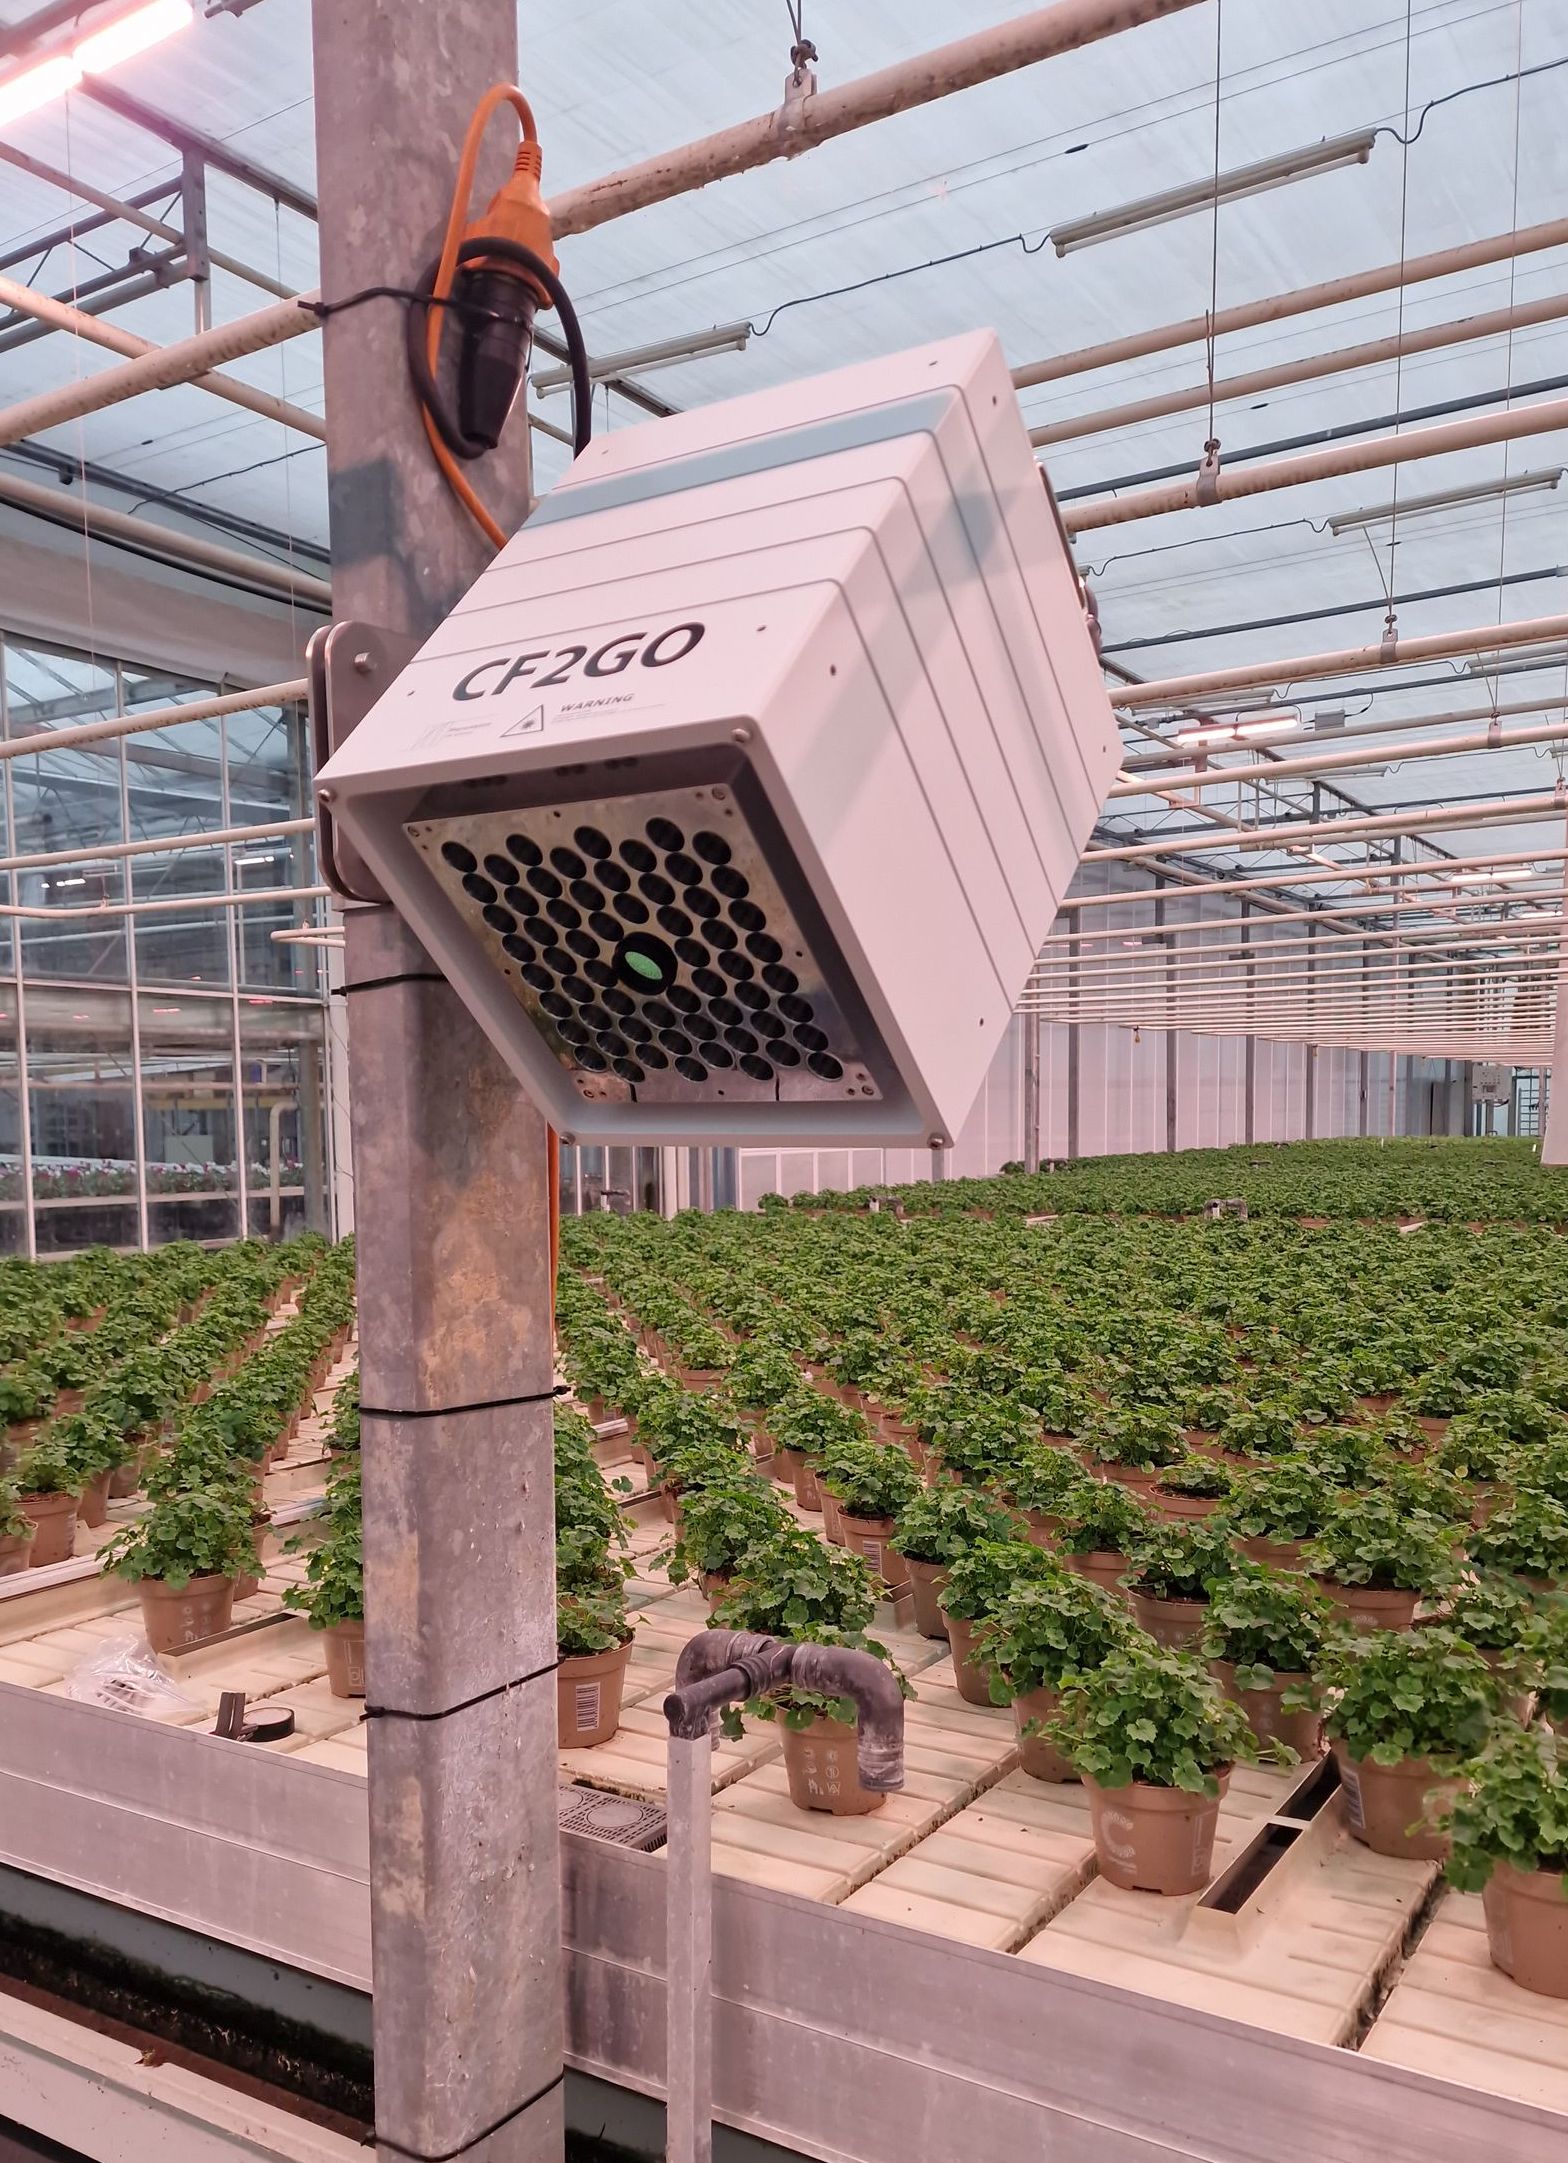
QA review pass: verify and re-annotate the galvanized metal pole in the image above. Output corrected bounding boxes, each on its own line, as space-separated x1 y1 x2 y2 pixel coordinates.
665 1735 715 2163
309 6 563 2163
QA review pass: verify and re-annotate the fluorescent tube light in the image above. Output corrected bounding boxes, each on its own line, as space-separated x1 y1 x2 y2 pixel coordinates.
1047 131 1376 256
1170 711 1300 749
1447 870 1532 886
1328 468 1565 535
533 321 751 395
1171 723 1238 749
50 876 88 889
1234 715 1303 740
232 852 279 866
1464 643 1568 679
75 0 192 71
0 52 80 123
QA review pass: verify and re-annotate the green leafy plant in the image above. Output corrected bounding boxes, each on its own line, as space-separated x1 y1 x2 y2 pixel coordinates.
557 1580 631 1658
999 1445 1085 1516
1051 1478 1153 1558
1304 1626 1496 1767
1155 1453 1233 1501
13 1439 82 1499
1083 1406 1186 1472
821 1440 921 1521
1440 1721 1568 1894
1442 1570 1536 1654
1303 1491 1460 1595
0 1474 31 1541
971 1562 1133 1704
102 1484 256 1590
1199 1567 1334 1687
1222 1461 1336 1545
890 1482 1017 1565
1468 1492 1568 1585
938 1536 1059 1621
711 1527 905 1730
1122 1518 1236 1603
1047 1643 1261 1793
665 1474 792 1588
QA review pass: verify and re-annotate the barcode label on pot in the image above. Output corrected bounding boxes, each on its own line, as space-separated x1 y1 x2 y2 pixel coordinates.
575 1682 601 1728
1340 1762 1365 1834
861 1538 881 1569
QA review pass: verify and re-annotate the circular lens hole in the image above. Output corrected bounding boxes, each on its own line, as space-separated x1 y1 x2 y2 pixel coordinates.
505 833 543 867
613 893 651 926
599 1031 630 1058
503 885 534 915
744 927 782 960
684 887 720 920
597 859 631 894
545 898 582 931
582 1003 613 1031
718 952 754 980
667 984 701 1016
521 964 553 992
753 1009 785 1039
724 1026 759 1055
772 1040 802 1067
735 982 770 1012
602 988 635 1018
560 976 595 1006
613 931 679 996
765 965 802 997
639 871 676 907
698 1041 735 1069
540 947 574 977
641 1045 670 1070
570 879 605 912
482 903 516 935
808 1051 844 1080
566 929 599 961
660 1028 693 1056
710 997 744 1027
645 999 676 1028
706 919 737 951
461 872 497 906
675 937 710 969
502 934 537 965
657 905 694 939
692 967 726 999
796 1023 829 1052
646 816 685 852
621 1015 652 1045
778 992 814 1023
482 853 517 885
740 1054 775 1082
692 830 731 866
619 838 657 873
712 865 749 900
577 1046 608 1072
674 1055 708 1083
441 840 477 873
585 959 618 989
589 911 623 943
551 846 586 881
539 991 573 1021
612 1057 645 1083
665 850 704 886
574 825 612 860
558 1018 590 1047
525 865 561 900
732 902 769 935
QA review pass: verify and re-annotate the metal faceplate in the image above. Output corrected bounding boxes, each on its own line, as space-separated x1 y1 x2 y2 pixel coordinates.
406 783 883 1109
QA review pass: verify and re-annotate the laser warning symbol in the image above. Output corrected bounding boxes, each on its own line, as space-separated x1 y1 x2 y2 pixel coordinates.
501 707 545 737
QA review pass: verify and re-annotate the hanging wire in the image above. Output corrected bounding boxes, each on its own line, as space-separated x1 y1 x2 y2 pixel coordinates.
1493 3 1526 699
1381 0 1416 647
1203 0 1224 454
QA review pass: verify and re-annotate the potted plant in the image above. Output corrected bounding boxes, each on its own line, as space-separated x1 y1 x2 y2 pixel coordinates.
1083 1407 1186 1489
1221 1460 1335 1570
999 1444 1084 1545
938 1538 1060 1706
1201 1567 1333 1755
822 1441 922 1588
712 1529 908 1814
1217 1400 1301 1463
1468 1492 1568 1592
771 1392 864 1515
1051 1478 1153 1599
1305 1626 1495 1861
1047 1643 1262 1895
12 1440 83 1567
1152 1454 1232 1521
1121 1519 1236 1649
1302 1492 1460 1630
890 1483 1017 1638
0 1475 34 1574
102 1484 257 1650
556 1576 635 1748
664 1473 791 1605
972 1562 1132 1780
53 1412 134 1530
1440 1721 1568 1998
284 1461 365 1696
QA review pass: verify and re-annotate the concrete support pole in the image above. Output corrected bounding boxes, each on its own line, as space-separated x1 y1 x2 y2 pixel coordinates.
1022 1006 1042 1170
310 7 563 2163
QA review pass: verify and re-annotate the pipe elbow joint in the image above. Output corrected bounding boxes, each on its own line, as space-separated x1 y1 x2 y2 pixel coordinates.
779 1643 907 1793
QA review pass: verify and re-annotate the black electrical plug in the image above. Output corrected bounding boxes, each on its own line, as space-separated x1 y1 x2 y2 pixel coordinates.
456 267 538 452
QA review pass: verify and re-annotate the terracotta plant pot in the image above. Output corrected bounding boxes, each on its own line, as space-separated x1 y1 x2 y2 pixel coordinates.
840 1511 908 1590
1065 1549 1130 1600
1011 1684 1076 1783
1096 1463 1162 1494
1130 1592 1209 1651
905 1555 950 1639
107 1450 145 1500
1333 1743 1456 1861
780 1713 884 1815
1483 1863 1568 1998
557 1637 632 1748
1415 1415 1450 1442
137 1573 237 1653
323 1618 367 1699
77 1468 113 1530
1085 1771 1229 1896
777 1448 821 1513
1183 1429 1223 1456
750 1429 776 1469
19 1490 77 1567
0 1527 35 1575
1320 1582 1420 1633
1210 1661 1321 1757
820 1489 844 1543
698 1570 732 1610
1238 1535 1309 1572
942 1609 998 1707
1152 1489 1222 1521
1021 1508 1061 1551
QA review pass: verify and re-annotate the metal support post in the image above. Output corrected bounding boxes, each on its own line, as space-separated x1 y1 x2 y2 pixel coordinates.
1022 1004 1041 1169
181 151 212 335
1154 880 1176 1153
665 1735 715 2163
1242 899 1256 1145
309 5 562 2162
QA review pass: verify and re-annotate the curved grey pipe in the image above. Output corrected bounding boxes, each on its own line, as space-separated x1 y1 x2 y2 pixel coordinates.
665 1629 906 1793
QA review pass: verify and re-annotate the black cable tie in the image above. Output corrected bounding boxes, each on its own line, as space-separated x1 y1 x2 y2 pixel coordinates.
359 1386 562 1420
364 1658 560 1725
340 970 447 995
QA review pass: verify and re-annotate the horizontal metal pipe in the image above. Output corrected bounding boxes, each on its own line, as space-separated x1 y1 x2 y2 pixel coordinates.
1057 844 1568 907
1108 716 1568 796
0 681 309 763
1064 394 1568 533
1034 888 1568 950
1030 291 1568 447
1011 215 1568 390
1120 691 1568 769
1033 916 1566 974
1088 791 1567 863
1034 953 1561 998
1021 1017 1552 1056
0 470 332 609
0 884 329 922
1112 612 1568 711
547 0 1203 237
0 291 319 449
0 818 314 877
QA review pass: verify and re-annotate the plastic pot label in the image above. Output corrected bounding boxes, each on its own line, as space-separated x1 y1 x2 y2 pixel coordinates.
858 1537 882 1570
1339 1759 1366 1835
574 1681 602 1731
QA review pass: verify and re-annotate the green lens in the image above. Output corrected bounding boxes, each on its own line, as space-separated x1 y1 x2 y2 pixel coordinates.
625 950 664 983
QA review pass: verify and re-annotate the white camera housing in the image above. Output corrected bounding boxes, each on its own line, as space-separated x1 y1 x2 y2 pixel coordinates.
316 331 1117 1143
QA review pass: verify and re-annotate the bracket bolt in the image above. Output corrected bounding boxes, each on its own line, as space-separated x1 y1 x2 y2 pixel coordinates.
317 787 335 803
731 727 752 744
352 651 373 674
